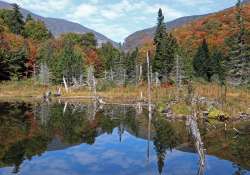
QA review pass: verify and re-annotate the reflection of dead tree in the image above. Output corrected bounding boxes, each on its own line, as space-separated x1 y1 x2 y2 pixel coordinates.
197 160 205 175
147 104 152 162
39 102 50 125
136 91 144 114
87 101 97 121
186 115 205 170
147 50 153 162
147 51 152 113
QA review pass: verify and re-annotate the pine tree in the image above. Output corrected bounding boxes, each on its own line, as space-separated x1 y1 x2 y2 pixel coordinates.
227 0 250 85
9 4 24 35
210 50 226 85
193 39 214 81
25 13 33 22
52 41 84 83
153 9 177 81
125 48 137 82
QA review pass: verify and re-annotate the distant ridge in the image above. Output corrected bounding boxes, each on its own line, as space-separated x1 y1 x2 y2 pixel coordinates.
0 0 118 47
123 0 250 52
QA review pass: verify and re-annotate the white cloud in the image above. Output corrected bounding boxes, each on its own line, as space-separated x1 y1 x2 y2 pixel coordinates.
175 0 213 6
68 4 97 21
7 0 71 16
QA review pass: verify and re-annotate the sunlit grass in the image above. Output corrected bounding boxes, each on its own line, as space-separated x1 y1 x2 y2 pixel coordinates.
0 80 249 116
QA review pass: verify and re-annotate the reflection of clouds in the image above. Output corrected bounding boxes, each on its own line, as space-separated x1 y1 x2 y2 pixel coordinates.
69 151 97 165
0 167 14 175
102 149 124 159
0 128 245 175
20 155 78 175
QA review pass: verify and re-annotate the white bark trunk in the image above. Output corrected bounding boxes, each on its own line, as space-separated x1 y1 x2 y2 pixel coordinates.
63 76 69 93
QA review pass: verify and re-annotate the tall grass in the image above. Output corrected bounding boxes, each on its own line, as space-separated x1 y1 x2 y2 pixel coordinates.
0 80 249 115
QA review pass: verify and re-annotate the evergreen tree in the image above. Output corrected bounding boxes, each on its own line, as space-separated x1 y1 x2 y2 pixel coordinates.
82 33 97 49
193 39 214 81
125 48 138 81
153 8 177 81
9 4 24 35
51 41 84 84
25 14 33 22
24 20 51 41
99 42 119 72
226 0 250 85
210 49 226 85
153 117 178 175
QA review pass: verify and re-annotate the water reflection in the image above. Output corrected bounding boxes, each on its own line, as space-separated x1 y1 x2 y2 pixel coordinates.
0 101 249 175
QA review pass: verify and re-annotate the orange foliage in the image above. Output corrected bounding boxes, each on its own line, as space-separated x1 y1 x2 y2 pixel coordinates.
173 3 250 55
138 4 250 57
85 48 103 73
27 40 38 75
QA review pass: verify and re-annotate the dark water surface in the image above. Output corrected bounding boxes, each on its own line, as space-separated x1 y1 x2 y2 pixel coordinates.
0 101 249 175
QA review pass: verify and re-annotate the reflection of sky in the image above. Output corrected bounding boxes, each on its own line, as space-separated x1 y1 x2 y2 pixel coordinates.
0 128 250 175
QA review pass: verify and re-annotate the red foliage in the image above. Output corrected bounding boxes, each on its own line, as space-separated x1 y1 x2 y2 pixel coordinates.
161 82 174 88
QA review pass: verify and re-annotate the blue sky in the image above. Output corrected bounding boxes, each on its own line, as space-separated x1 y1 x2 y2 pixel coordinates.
6 0 237 42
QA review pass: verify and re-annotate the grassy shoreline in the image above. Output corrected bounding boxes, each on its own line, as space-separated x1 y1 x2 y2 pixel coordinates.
0 79 249 117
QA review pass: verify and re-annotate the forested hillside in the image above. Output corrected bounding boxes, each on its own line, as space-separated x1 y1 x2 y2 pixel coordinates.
173 2 250 56
0 0 118 47
124 0 250 53
0 0 249 87
0 4 127 84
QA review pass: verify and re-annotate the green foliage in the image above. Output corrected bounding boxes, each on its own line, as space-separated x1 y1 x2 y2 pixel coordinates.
226 0 250 85
0 44 28 80
51 42 85 83
210 49 226 85
153 117 178 174
61 33 84 46
25 14 33 22
193 39 214 81
153 9 177 81
23 20 52 41
171 103 192 115
99 42 120 71
0 4 25 35
208 107 227 119
82 32 97 49
37 39 54 63
125 48 138 80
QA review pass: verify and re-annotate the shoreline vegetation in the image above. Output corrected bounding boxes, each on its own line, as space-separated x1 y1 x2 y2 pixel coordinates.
0 1 249 122
0 79 249 119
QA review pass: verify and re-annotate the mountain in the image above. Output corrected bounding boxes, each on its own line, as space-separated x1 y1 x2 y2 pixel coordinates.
172 1 250 55
0 0 118 47
123 15 205 52
123 0 250 52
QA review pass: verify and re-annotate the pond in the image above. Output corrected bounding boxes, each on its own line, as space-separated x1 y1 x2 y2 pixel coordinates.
0 101 249 175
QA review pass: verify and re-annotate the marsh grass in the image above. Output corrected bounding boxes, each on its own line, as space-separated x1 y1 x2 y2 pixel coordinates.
0 80 249 116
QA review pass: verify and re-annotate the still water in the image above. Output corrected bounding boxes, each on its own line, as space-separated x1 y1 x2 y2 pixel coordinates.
0 101 249 175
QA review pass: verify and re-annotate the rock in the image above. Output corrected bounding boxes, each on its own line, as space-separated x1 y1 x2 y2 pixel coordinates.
162 108 172 114
239 112 250 120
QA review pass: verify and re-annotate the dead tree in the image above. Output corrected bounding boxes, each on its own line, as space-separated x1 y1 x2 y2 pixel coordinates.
87 65 97 99
186 115 205 167
176 55 182 89
39 63 50 86
147 51 153 113
63 76 69 93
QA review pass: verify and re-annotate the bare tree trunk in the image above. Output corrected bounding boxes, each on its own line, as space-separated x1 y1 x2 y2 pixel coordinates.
147 51 152 113
63 76 69 93
110 68 114 81
186 115 205 167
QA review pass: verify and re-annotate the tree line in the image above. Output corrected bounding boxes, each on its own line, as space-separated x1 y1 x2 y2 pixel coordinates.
0 0 249 88
150 0 250 87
